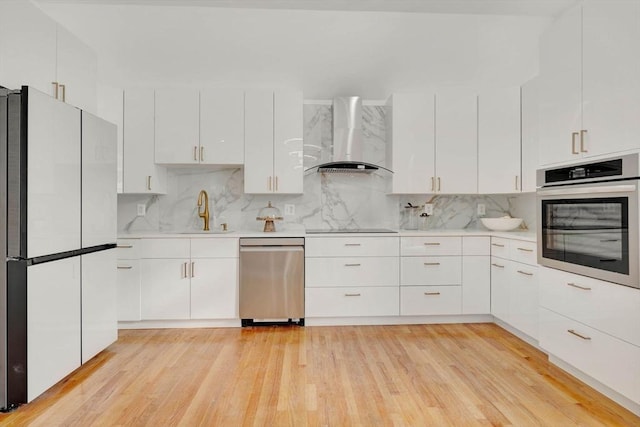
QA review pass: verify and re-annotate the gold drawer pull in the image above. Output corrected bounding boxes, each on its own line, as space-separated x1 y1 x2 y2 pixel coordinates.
567 282 591 291
568 329 591 340
344 243 361 247
517 247 533 252
491 263 505 268
424 292 441 296
423 262 441 266
117 245 133 249
117 265 132 270
517 270 534 276
491 243 505 248
344 293 361 297
571 132 579 154
344 263 361 267
423 242 440 246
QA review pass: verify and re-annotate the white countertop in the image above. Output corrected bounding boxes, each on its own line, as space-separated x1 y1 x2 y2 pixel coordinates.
119 228 536 242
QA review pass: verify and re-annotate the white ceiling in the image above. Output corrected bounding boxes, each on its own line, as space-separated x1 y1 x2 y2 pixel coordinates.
35 0 577 17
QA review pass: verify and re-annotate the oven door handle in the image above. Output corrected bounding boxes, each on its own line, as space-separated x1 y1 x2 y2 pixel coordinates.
537 184 637 197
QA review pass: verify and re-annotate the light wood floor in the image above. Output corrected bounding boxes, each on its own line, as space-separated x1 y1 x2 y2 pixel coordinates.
1 323 638 426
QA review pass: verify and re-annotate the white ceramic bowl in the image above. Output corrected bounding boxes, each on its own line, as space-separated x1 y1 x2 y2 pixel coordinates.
480 217 523 231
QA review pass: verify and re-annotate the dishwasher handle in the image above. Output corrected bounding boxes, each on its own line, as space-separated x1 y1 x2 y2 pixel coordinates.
240 246 304 253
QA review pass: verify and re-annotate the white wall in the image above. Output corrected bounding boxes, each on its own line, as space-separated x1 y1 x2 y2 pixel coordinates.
38 4 549 98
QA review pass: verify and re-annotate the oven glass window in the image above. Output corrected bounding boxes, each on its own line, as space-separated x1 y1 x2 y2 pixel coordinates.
541 197 629 274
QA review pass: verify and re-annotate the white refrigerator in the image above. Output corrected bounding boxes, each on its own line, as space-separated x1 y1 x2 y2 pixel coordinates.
1 86 117 408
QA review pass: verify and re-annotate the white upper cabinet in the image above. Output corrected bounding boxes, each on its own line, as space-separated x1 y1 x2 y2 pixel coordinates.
123 89 166 194
154 88 200 164
539 1 640 166
520 78 539 192
478 87 521 194
0 1 97 113
386 93 435 194
200 88 245 165
435 89 478 194
245 90 303 194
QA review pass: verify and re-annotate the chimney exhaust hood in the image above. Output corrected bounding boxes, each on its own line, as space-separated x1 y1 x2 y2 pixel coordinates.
306 96 392 174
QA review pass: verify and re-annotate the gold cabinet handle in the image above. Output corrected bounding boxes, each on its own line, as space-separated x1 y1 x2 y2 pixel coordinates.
491 243 505 247
181 262 187 279
344 263 361 267
200 146 204 162
194 146 198 161
431 177 435 192
344 243 361 247
117 265 132 270
517 270 534 276
424 292 441 296
566 282 591 291
568 329 591 340
116 244 133 249
491 263 505 268
437 177 441 192
59 84 66 102
147 176 152 191
571 132 580 154
275 176 279 192
580 129 588 153
517 247 533 252
190 261 195 278
344 293 361 297
51 81 59 99
423 242 440 246
423 262 441 266
515 175 519 191
268 176 272 191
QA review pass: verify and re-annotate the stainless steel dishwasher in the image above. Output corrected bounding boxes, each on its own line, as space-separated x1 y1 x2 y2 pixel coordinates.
239 238 304 326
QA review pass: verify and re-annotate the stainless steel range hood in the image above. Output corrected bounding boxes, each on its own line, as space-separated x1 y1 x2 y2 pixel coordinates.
307 96 392 174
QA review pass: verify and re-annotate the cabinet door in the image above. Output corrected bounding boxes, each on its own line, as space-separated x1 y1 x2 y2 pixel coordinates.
0 0 56 95
244 90 274 193
490 257 509 322
274 90 303 193
521 78 539 192
538 4 582 166
478 87 521 194
435 90 477 194
200 89 244 165
55 25 97 114
81 112 117 248
190 258 238 319
27 88 81 258
82 250 117 364
582 1 640 157
387 93 435 194
123 89 166 193
462 256 490 314
96 86 124 193
117 259 141 321
509 263 538 340
154 88 199 164
140 259 190 320
27 257 81 402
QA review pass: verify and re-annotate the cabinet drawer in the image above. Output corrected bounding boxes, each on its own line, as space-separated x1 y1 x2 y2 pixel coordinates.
401 236 462 256
305 237 399 257
401 256 461 285
462 236 490 256
305 286 399 317
116 239 139 259
540 267 640 347
490 237 509 258
509 240 537 265
116 259 141 321
400 285 462 316
139 238 190 259
539 308 640 404
191 238 239 258
305 257 399 287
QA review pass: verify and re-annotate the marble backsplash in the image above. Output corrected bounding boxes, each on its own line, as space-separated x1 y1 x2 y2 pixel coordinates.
118 104 537 234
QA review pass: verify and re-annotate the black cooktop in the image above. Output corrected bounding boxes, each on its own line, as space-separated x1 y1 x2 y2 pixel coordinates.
305 228 398 234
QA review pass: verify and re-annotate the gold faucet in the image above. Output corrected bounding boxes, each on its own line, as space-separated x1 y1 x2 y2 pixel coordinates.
197 190 210 231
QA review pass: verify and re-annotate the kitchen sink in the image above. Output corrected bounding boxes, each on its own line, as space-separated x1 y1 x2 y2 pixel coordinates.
177 230 235 234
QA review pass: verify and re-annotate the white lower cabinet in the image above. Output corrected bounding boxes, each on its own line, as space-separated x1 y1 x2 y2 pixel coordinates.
462 236 490 314
400 285 462 316
135 237 238 321
490 238 539 340
305 236 399 318
117 259 141 321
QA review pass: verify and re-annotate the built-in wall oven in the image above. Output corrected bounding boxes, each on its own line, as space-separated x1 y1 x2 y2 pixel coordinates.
537 153 639 289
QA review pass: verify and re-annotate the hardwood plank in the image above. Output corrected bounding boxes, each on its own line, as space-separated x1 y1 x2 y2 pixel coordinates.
0 324 638 426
